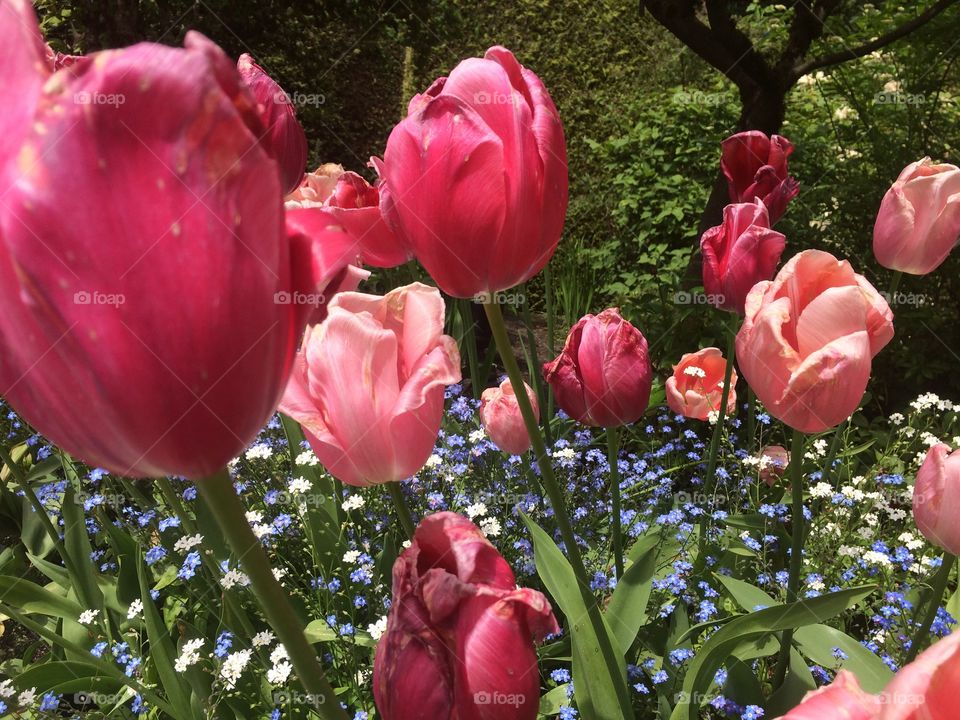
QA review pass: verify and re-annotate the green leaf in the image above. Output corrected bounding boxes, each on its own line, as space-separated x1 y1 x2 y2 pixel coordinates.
0 575 83 618
794 624 892 692
538 684 571 715
137 556 194 720
669 585 876 720
606 533 660 655
766 648 816 717
520 513 634 720
62 486 104 612
304 619 337 643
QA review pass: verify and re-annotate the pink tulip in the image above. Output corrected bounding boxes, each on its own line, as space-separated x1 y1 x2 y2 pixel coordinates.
736 250 893 433
780 670 879 719
43 43 87 72
912 444 960 555
701 200 786 314
878 631 960 719
287 162 410 268
721 131 799 223
0 3 349 478
380 46 568 298
873 157 960 275
758 445 790 486
237 53 308 195
665 347 737 421
373 512 558 720
279 283 461 486
543 308 653 428
479 379 538 455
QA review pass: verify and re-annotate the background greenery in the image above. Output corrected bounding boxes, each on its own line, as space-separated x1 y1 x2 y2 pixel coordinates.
39 0 960 407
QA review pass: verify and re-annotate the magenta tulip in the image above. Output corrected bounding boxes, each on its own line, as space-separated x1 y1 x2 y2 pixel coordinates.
287 162 410 268
873 157 960 275
543 308 653 428
701 200 786 314
780 670 879 719
380 46 568 298
721 130 799 223
736 250 894 433
757 445 790 487
0 3 347 479
373 512 559 720
237 53 308 195
665 347 737 421
912 443 960 555
279 283 461 487
479 379 538 455
879 631 960 719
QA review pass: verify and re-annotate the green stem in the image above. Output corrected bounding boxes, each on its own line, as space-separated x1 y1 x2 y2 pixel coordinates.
607 426 623 580
196 469 347 720
544 265 556 425
387 481 416 539
460 299 483 399
745 386 755 451
483 300 633 717
888 270 903 299
772 429 807 690
0 446 65 556
696 323 738 560
520 288 551 446
906 551 955 663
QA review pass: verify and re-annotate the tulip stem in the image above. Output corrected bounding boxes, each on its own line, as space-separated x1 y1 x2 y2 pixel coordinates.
771 429 807 691
696 322 738 562
606 426 624 580
387 482 417 539
544 265 556 424
0 445 66 557
483 300 634 718
196 468 347 720
745 386 755 450
905 551 955 664
888 270 903 299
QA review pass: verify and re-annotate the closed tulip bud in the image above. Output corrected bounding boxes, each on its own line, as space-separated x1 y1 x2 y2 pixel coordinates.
873 157 960 275
0 3 347 478
380 46 567 298
237 53 308 195
781 671 879 719
480 379 538 455
373 512 559 720
665 347 737 421
757 445 790 486
701 200 786 314
287 161 410 269
913 444 960 555
878 631 960 719
543 308 653 428
279 283 461 487
721 131 800 224
736 250 894 433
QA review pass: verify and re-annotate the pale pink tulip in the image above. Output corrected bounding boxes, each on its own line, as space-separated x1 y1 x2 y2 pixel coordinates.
665 347 737 421
479 379 538 455
0 3 348 478
878 631 960 719
780 670 879 719
736 250 893 433
758 445 790 486
701 200 786 314
913 444 960 555
279 283 461 486
873 158 960 275
374 512 558 720
380 46 567 298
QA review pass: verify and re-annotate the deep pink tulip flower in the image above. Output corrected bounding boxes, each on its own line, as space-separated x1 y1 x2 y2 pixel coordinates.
380 46 568 298
736 250 894 433
0 2 355 478
665 347 737 421
543 308 653 428
279 283 461 487
236 53 308 195
721 130 799 223
757 445 790 486
701 200 786 314
286 161 411 268
873 157 960 275
479 379 538 455
780 670 879 719
913 443 960 556
373 512 559 720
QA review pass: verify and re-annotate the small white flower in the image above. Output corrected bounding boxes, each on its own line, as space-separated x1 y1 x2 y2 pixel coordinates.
245 443 273 460
883 79 901 93
833 105 856 121
343 550 362 564
78 609 99 625
479 517 502 538
221 569 251 590
174 533 203 553
468 429 486 444
245 510 264 524
425 453 443 468
706 410 720 425
809 482 833 499
127 599 144 620
272 567 288 582
288 476 312 494
465 502 488 519
889 412 905 426
252 631 275 648
552 447 576 460
342 494 365 512
219 649 253 689
683 365 707 379
0 680 13 698
862 550 892 567
270 644 289 665
267 661 293 685
175 638 205 672
295 449 319 466
17 688 37 706
367 616 389 641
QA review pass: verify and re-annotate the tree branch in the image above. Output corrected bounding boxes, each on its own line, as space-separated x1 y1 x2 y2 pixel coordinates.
793 0 959 78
